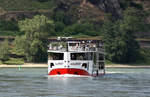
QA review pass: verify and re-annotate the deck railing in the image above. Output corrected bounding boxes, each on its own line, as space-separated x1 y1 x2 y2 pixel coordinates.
48 46 104 52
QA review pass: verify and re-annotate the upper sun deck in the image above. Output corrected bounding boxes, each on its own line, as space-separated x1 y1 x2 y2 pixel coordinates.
47 37 104 53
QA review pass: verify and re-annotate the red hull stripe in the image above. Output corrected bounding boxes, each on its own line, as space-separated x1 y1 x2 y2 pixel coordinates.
49 68 90 76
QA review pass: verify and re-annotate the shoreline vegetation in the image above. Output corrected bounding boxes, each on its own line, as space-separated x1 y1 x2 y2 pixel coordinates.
0 63 150 68
0 1 150 66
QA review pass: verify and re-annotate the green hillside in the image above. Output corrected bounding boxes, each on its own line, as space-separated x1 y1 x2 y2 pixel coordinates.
0 0 55 11
0 0 150 64
0 0 150 37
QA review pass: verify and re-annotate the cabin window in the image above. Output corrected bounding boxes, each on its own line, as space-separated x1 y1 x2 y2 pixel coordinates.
98 62 104 69
69 43 77 46
99 54 104 60
71 53 93 60
48 53 64 60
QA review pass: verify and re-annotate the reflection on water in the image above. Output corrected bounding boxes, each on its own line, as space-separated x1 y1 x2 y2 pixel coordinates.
0 68 150 97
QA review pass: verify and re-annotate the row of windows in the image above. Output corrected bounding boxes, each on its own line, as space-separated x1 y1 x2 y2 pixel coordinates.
48 53 104 60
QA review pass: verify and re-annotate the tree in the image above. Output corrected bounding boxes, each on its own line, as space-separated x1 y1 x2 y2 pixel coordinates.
62 22 98 36
0 19 19 31
13 36 26 56
0 39 11 62
54 21 66 35
19 15 54 35
102 8 141 63
17 15 54 62
53 11 65 22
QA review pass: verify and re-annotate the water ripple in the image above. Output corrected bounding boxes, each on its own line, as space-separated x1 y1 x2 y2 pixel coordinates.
0 68 150 97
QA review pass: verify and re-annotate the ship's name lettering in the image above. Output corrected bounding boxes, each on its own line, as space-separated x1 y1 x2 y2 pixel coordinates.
55 63 63 65
70 62 81 65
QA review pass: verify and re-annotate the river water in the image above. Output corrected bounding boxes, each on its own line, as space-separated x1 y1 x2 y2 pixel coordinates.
0 67 150 97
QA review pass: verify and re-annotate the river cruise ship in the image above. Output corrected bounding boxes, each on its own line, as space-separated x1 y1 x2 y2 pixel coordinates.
47 37 105 77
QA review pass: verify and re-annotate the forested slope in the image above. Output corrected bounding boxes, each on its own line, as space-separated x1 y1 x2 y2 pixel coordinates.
0 0 150 64
0 0 149 38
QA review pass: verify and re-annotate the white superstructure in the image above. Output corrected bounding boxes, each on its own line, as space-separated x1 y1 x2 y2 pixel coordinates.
47 37 105 76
